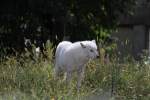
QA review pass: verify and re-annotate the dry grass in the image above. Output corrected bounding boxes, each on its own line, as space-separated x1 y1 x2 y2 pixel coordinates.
0 42 150 100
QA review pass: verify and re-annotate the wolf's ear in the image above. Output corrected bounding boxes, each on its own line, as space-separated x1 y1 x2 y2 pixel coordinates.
80 43 86 48
92 40 96 43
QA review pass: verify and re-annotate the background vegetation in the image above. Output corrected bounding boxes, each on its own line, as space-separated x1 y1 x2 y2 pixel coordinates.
0 0 136 55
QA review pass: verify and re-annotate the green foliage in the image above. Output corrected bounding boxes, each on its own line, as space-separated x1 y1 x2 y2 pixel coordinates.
116 61 150 100
0 41 149 99
0 0 136 50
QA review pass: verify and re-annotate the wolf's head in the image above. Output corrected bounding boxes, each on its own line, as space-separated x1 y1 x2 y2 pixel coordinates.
80 40 99 59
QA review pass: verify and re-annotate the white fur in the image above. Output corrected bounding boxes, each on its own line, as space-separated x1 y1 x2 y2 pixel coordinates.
54 40 99 90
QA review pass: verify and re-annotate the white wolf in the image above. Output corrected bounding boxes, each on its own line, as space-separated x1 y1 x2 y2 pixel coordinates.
54 40 99 90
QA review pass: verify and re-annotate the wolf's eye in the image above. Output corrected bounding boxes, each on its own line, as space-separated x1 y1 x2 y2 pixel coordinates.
90 49 94 52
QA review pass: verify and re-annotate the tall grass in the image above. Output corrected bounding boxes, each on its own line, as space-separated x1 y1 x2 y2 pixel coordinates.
0 42 150 100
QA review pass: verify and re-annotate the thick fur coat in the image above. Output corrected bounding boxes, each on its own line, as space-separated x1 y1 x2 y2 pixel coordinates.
54 40 99 90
